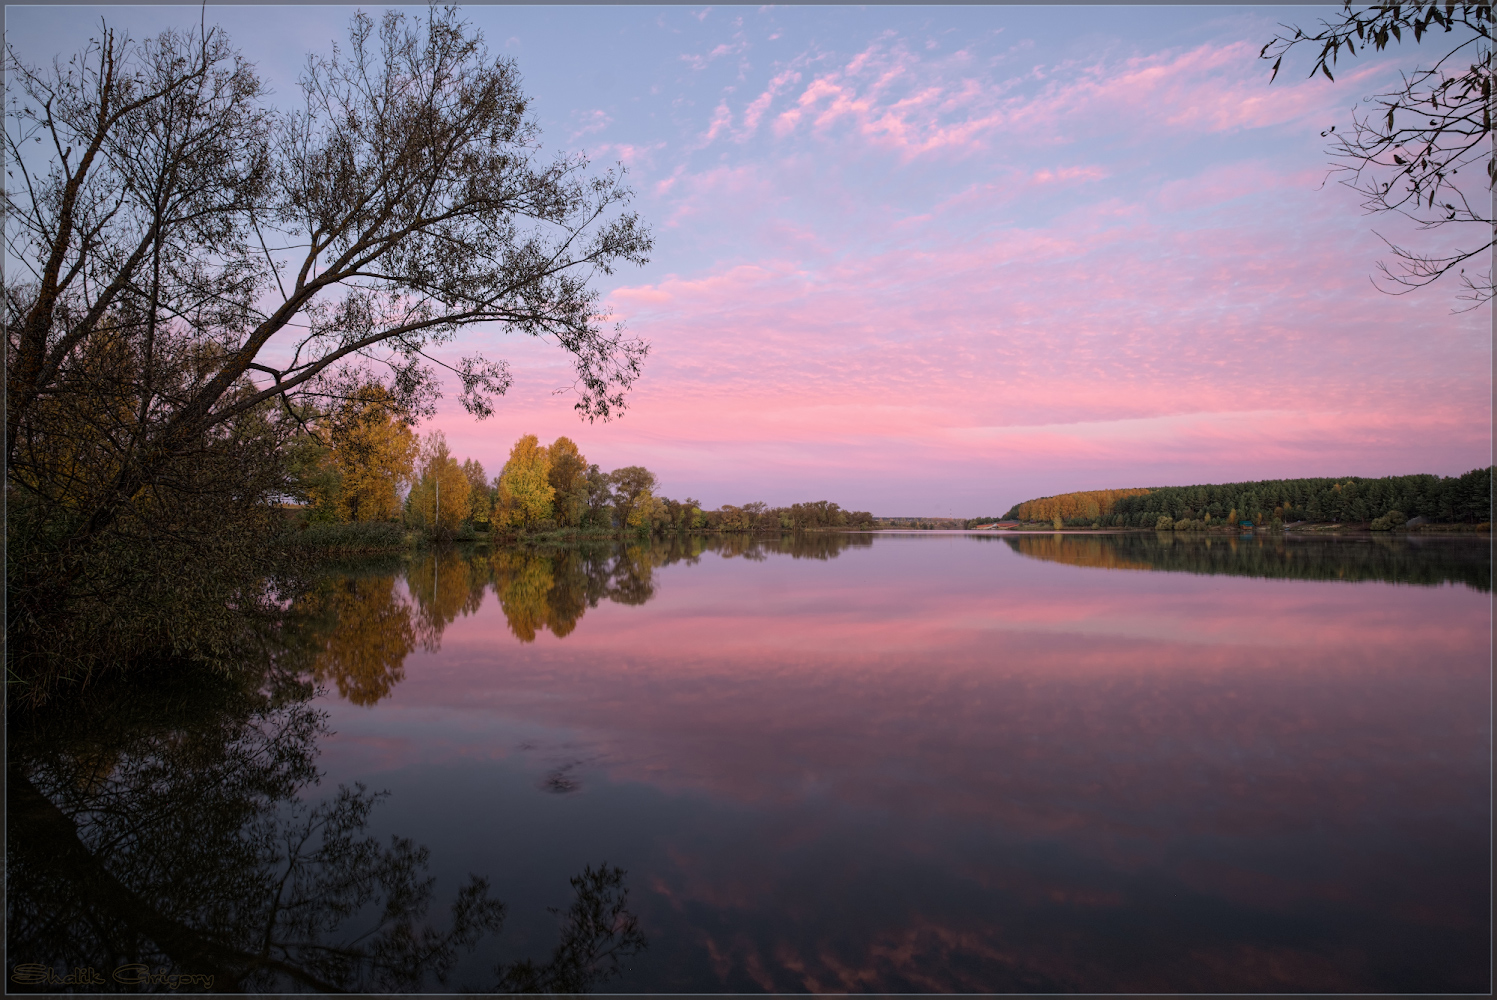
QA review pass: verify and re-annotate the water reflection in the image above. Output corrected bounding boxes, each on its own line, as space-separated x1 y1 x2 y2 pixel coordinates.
1004 531 1492 590
6 664 645 992
294 532 876 706
314 532 1487 992
302 571 416 705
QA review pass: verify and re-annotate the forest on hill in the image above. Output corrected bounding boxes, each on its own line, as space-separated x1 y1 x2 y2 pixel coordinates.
999 469 1493 528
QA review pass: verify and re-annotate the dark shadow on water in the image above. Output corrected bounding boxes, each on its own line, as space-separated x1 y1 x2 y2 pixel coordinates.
6 662 645 993
1001 532 1491 591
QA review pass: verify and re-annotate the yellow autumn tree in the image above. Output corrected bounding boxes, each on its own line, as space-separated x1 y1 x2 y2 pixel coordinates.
1012 488 1152 523
407 432 470 534
327 385 417 522
494 434 555 529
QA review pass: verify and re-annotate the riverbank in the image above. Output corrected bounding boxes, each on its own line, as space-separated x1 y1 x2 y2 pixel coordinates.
279 520 890 555
279 517 1492 555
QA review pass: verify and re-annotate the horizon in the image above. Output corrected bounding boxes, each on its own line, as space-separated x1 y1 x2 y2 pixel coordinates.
10 4 1491 516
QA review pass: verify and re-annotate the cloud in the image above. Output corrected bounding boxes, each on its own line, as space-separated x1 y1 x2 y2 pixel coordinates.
756 36 1384 161
739 65 803 138
414 16 1488 513
681 39 746 71
568 108 613 141
591 141 667 168
1030 165 1109 185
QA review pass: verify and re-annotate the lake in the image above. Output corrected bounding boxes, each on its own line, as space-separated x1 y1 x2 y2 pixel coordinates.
7 532 1491 992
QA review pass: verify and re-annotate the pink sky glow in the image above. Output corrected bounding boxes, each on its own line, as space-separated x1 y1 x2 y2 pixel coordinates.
13 6 1491 514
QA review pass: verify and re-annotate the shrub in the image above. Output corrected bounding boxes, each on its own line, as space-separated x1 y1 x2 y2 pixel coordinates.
283 521 408 552
1370 509 1406 531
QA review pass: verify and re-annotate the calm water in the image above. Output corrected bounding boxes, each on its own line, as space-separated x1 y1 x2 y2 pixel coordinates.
9 532 1491 992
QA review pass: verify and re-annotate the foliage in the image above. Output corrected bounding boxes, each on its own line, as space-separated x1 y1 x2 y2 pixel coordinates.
1005 469 1492 527
326 385 416 523
4 9 650 697
495 434 557 529
696 499 875 532
462 457 492 529
608 465 660 529
1371 508 1409 530
548 436 592 527
1262 2 1494 304
281 519 408 552
406 432 471 536
5 377 295 705
1005 488 1153 524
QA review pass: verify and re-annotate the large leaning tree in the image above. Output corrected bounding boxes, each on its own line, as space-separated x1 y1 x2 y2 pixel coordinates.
1262 2 1493 307
4 7 652 700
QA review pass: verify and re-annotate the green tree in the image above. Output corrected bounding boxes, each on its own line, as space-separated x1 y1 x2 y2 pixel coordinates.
547 436 591 527
462 457 492 529
608 466 659 529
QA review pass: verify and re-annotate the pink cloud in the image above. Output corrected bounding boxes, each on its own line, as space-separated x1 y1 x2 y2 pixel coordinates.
1030 165 1109 185
755 36 1392 162
567 108 612 140
739 65 803 138
408 19 1487 513
426 142 1487 511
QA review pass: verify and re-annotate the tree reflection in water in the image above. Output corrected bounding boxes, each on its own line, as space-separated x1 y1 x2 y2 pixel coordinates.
6 534 875 990
6 662 644 993
301 570 417 705
1001 531 1491 590
298 533 876 707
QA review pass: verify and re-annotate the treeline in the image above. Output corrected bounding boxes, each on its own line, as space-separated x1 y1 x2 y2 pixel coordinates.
287 394 873 538
877 517 967 530
1001 469 1493 528
999 533 1491 592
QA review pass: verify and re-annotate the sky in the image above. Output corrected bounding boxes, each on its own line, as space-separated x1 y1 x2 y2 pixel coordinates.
7 4 1492 515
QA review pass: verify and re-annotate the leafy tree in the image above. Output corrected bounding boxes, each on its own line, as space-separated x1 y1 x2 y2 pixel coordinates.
407 432 470 535
1262 3 1493 304
327 385 416 523
1004 488 1152 523
584 464 616 526
1007 469 1492 527
548 436 591 527
495 433 556 528
4 8 650 694
462 457 492 529
608 465 659 529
